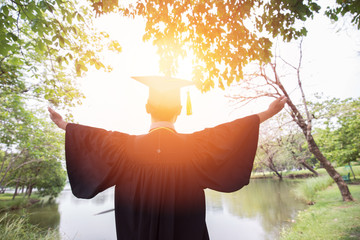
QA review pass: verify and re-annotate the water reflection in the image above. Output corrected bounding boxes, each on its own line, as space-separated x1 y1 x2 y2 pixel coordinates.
58 187 116 240
205 179 305 240
2 179 305 240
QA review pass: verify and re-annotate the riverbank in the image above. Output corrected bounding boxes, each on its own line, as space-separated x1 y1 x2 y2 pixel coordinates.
0 193 59 240
0 193 45 213
252 165 360 180
280 183 360 240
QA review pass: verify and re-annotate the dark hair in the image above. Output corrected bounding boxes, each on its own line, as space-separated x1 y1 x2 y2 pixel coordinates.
146 103 181 122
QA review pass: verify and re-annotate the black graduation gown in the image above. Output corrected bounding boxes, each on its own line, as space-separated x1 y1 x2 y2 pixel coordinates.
65 115 260 240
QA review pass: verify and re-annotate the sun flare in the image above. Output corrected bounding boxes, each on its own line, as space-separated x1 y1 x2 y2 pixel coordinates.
73 13 268 135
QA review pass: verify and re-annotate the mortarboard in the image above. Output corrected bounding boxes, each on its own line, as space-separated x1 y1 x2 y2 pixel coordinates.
131 76 194 115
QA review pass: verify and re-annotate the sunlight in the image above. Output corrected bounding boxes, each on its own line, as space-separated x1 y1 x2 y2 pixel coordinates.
71 14 198 134
72 13 269 135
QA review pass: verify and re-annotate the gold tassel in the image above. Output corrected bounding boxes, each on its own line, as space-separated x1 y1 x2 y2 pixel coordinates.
186 91 192 115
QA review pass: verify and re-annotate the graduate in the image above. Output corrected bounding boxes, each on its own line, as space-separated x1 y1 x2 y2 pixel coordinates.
48 76 287 240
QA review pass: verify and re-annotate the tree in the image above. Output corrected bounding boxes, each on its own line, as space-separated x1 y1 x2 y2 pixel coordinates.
1 0 121 112
312 97 360 169
257 141 283 180
256 117 291 180
325 0 360 29
0 106 66 198
277 125 319 176
33 159 67 198
256 124 317 179
229 40 353 201
84 0 356 92
255 110 319 176
116 0 320 91
1 0 121 197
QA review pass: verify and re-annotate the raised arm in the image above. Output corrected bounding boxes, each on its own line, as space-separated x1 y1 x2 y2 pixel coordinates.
257 96 287 124
48 107 68 130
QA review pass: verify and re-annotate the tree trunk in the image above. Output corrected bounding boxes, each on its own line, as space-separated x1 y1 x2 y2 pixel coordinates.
290 149 319 176
268 161 283 180
27 183 34 198
272 169 283 180
307 135 353 201
278 83 353 201
299 159 319 176
12 180 19 200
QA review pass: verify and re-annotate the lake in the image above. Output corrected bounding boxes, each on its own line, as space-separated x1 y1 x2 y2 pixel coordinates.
11 179 306 240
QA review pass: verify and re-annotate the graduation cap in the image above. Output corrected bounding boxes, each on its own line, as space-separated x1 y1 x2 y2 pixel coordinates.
131 76 194 115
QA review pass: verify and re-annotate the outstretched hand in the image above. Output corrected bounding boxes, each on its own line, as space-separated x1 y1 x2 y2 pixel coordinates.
258 96 288 123
268 95 288 116
48 107 68 130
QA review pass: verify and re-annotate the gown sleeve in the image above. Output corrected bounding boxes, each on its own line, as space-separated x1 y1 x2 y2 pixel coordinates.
65 123 130 199
189 114 260 192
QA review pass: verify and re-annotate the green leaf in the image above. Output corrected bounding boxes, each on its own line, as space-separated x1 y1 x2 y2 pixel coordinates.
7 32 18 41
66 13 72 24
59 35 65 48
76 13 84 22
2 5 9 16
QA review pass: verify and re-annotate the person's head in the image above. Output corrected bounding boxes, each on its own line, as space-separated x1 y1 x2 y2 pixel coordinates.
146 102 182 123
131 76 193 123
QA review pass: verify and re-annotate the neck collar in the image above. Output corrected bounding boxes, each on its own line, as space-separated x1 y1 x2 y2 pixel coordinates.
150 121 175 132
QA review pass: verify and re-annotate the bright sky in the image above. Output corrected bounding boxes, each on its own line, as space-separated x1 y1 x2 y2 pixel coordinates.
72 11 360 135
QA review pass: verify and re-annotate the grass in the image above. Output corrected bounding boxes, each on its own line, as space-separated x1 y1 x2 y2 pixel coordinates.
0 193 42 213
0 194 60 240
0 213 60 240
280 184 360 240
293 175 335 204
288 165 360 204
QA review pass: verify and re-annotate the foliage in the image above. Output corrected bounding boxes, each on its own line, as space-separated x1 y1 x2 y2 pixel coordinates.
35 159 66 198
0 104 66 198
86 0 357 91
0 0 123 200
255 112 317 175
312 97 360 166
0 213 60 240
116 0 320 91
0 0 121 111
325 0 360 29
255 120 285 176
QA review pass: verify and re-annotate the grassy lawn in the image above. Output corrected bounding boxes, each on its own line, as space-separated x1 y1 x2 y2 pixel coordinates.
281 183 360 240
